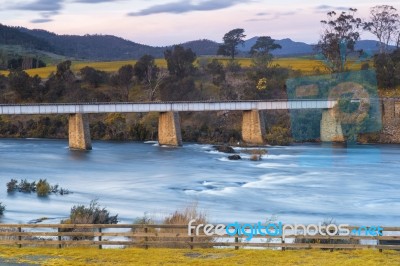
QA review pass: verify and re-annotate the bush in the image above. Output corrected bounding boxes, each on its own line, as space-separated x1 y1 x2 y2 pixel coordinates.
36 179 51 197
61 200 118 241
265 126 292 146
0 202 5 216
6 179 18 193
6 179 70 196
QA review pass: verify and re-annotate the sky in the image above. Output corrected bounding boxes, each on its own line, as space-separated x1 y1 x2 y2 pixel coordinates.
0 0 399 46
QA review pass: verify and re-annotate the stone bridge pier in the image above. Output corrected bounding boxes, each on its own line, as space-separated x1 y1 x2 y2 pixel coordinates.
69 114 92 150
320 109 344 142
241 110 266 145
158 112 183 146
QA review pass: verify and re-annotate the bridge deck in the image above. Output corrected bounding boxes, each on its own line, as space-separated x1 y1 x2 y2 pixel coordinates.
0 100 337 115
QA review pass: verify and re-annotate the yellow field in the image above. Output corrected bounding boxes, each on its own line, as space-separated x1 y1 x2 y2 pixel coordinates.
0 246 398 266
0 57 370 79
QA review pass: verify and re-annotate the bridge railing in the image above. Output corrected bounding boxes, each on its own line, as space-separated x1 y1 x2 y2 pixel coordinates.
0 224 399 250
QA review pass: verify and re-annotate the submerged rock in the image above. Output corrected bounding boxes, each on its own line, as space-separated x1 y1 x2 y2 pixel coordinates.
213 145 236 154
228 155 241 160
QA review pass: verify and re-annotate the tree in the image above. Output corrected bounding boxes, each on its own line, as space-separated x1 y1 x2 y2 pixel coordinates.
134 54 167 101
317 9 362 73
80 66 108 88
206 59 225 85
8 70 35 100
217 28 246 60
364 5 399 53
250 36 281 68
112 64 134 101
164 45 196 79
134 54 158 82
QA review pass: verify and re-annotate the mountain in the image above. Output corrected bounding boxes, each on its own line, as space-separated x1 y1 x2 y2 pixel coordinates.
1 24 397 61
239 37 313 56
0 24 53 51
18 27 165 60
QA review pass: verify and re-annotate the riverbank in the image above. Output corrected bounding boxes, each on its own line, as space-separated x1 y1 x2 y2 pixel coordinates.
0 246 398 265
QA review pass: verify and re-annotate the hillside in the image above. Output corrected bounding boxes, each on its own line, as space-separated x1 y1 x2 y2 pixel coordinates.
0 24 395 62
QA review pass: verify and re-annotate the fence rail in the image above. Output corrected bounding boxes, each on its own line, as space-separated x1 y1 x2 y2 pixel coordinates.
0 224 399 251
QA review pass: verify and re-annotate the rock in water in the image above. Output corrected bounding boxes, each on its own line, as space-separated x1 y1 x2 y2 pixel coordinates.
213 145 236 154
228 155 241 160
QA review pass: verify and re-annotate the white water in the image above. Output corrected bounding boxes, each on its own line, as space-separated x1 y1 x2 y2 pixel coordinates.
0 139 399 227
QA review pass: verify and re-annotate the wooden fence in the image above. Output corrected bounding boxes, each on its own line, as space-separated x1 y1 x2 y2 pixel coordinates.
0 224 399 251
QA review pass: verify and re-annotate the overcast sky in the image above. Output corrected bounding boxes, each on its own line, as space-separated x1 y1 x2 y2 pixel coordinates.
0 0 399 46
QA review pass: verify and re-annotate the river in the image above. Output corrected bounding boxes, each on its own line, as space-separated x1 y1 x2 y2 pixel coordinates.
0 138 399 226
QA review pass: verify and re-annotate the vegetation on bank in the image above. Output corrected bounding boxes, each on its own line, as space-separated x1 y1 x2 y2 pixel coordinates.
0 247 398 266
6 179 70 197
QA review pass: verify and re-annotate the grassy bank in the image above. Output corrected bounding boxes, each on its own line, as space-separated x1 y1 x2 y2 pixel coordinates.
0 246 398 266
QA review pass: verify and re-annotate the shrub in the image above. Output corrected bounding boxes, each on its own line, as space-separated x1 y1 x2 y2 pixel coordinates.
36 179 51 197
265 126 293 146
61 200 118 241
0 202 5 216
160 203 212 248
19 179 36 193
6 179 18 193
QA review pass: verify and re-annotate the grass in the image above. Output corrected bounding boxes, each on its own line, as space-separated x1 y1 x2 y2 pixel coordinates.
0 246 398 265
0 57 371 79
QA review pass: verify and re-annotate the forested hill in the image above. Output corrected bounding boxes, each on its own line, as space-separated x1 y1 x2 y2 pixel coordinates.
17 27 165 60
0 24 53 51
0 25 220 60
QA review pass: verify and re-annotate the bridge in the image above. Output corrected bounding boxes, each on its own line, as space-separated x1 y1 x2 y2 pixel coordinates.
0 100 340 150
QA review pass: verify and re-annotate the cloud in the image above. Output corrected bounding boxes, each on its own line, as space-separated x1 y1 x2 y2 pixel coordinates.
74 0 117 3
315 5 349 12
30 18 53 23
128 0 252 16
14 0 64 12
246 10 297 22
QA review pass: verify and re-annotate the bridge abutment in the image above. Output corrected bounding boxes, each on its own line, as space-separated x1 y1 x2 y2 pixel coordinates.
158 112 182 146
69 114 92 150
320 110 345 142
242 110 266 145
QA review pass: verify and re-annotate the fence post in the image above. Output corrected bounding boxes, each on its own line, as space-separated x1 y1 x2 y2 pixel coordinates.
282 237 285 251
98 228 102 249
58 227 62 249
144 227 148 250
17 227 22 248
235 235 239 250
190 228 194 250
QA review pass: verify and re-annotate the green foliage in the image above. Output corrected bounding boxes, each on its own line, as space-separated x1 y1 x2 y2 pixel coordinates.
6 178 70 196
206 59 225 85
317 9 362 73
266 126 293 146
80 66 108 88
65 200 118 225
36 179 51 197
6 179 17 193
164 45 196 79
0 202 5 216
134 54 158 82
217 28 246 60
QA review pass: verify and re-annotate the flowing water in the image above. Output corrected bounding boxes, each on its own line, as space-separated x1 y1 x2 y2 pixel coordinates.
0 138 399 226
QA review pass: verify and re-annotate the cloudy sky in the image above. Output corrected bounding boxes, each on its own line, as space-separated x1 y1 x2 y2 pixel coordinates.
0 0 399 46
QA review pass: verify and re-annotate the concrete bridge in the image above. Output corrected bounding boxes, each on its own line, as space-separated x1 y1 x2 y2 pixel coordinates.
0 100 339 150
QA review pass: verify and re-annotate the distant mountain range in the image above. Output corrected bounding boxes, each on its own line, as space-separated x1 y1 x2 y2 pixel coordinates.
0 24 393 61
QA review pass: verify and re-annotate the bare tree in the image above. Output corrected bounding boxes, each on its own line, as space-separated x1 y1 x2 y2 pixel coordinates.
364 5 400 53
145 67 168 101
